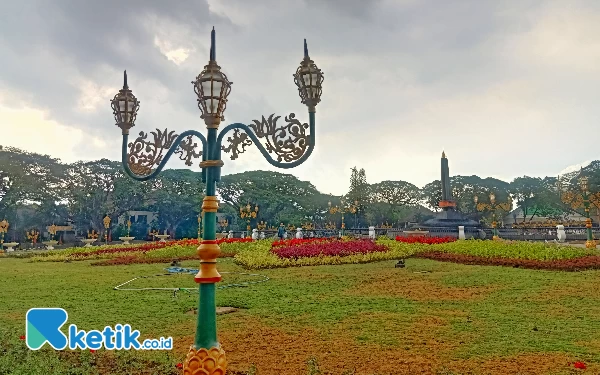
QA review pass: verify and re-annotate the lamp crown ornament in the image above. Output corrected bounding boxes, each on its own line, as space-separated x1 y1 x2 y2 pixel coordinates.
111 70 140 135
191 27 233 128
293 39 324 111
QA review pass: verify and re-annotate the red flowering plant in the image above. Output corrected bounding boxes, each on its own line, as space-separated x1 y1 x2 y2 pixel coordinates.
271 237 331 248
574 361 586 369
395 235 456 244
272 239 389 259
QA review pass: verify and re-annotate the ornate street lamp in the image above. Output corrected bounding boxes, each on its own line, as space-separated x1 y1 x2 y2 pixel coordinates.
558 173 597 248
103 215 111 245
0 219 9 244
328 200 358 235
110 27 323 373
239 203 259 237
474 193 512 240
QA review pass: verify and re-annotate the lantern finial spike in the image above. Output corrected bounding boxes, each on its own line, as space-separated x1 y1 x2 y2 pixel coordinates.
304 39 309 58
210 27 216 61
123 70 128 89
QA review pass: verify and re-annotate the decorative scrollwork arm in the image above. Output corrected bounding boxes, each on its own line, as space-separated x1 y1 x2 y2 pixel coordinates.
248 113 309 163
122 129 207 181
217 110 315 169
221 129 252 160
175 135 203 166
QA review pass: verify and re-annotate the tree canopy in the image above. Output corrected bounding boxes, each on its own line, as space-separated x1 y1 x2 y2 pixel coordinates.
1 146 599 241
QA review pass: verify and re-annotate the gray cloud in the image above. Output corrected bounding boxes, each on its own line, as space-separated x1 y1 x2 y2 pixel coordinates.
1 0 600 194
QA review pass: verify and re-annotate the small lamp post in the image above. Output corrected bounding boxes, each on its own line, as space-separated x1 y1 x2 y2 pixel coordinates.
103 215 111 245
239 204 259 237
0 219 9 244
27 229 39 245
110 27 323 372
559 173 597 248
474 193 512 240
48 224 58 241
328 200 358 235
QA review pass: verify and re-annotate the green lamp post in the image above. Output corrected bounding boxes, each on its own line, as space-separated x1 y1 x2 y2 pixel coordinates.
328 200 358 236
474 192 512 240
110 27 323 374
558 173 597 248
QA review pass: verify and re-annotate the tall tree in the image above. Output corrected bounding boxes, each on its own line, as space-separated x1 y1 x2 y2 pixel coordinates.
147 169 204 237
218 170 322 228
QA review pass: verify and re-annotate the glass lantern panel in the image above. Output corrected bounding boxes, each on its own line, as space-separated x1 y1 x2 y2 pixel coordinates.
204 98 216 114
119 99 127 111
303 71 312 85
127 99 134 111
212 80 223 97
311 73 319 85
201 81 212 98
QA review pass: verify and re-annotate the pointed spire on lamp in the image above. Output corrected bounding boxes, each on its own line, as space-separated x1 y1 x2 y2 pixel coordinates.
123 70 128 89
442 150 446 158
210 26 216 61
304 38 309 59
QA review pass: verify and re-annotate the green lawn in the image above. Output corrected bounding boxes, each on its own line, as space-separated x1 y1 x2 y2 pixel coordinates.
1 256 599 374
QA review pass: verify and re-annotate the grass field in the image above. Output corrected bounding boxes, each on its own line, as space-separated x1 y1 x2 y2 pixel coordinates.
1 256 600 374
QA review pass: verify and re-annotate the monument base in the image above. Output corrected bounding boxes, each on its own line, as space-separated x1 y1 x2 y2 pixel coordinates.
419 209 480 228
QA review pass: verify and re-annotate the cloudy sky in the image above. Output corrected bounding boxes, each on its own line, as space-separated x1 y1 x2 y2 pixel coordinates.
1 0 599 195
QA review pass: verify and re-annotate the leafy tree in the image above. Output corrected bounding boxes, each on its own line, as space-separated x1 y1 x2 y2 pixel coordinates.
147 169 204 238
65 159 123 233
218 170 321 228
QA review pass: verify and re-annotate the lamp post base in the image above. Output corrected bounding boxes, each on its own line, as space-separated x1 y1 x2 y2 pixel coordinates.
183 345 227 375
585 240 597 249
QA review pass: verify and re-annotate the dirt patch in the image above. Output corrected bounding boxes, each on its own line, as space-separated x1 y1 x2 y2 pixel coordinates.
533 282 600 301
447 353 593 375
218 316 445 375
170 316 583 375
347 271 497 301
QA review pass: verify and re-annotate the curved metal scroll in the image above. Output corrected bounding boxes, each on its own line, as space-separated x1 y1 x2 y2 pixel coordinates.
122 129 207 181
217 111 315 169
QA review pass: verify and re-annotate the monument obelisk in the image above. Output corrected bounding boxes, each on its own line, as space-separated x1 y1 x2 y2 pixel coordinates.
419 151 479 228
439 151 456 210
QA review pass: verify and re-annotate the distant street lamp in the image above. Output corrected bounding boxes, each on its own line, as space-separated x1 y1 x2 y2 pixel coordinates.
103 215 111 245
110 27 323 373
328 200 358 235
474 193 512 240
239 203 259 237
0 219 9 244
558 173 597 248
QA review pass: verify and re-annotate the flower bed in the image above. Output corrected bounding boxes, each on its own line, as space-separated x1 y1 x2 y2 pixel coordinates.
29 237 252 263
234 238 421 269
272 239 388 259
395 235 456 244
271 238 331 248
416 251 600 271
